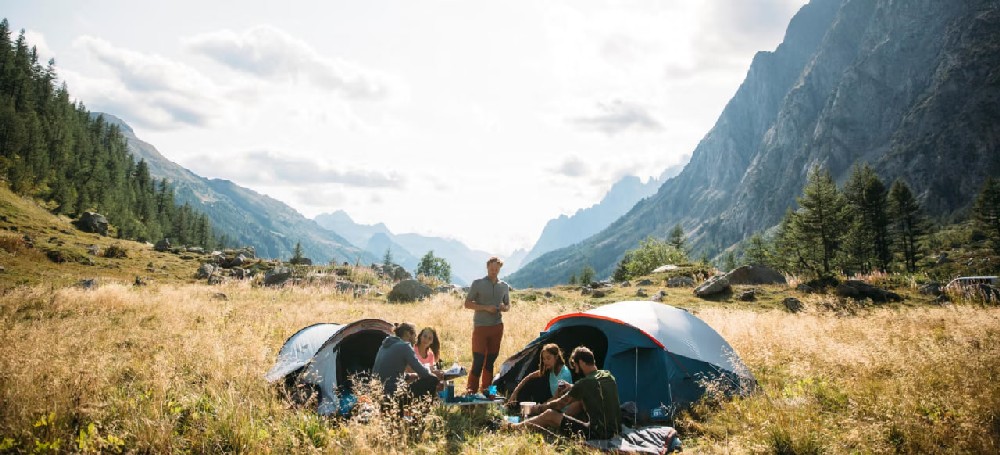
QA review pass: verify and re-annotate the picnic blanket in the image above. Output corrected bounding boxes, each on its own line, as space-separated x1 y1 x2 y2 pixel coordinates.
585 425 682 454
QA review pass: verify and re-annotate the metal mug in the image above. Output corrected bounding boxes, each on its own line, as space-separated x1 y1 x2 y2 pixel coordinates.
520 401 536 418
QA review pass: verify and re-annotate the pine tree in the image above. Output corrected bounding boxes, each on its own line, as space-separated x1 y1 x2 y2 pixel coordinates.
790 165 848 276
842 163 891 273
743 233 772 267
291 241 305 264
973 177 1000 252
382 248 393 268
668 224 686 251
887 179 926 272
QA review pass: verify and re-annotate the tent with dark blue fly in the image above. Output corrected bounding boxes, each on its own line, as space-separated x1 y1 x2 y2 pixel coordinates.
493 301 755 424
265 319 394 416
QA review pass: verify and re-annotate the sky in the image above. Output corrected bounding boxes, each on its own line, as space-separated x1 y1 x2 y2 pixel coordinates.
4 0 808 255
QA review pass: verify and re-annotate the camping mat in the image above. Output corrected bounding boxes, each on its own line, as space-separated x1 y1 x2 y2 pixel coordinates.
584 425 682 454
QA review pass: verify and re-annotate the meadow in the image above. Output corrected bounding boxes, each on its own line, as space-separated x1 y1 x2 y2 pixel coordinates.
1 280 999 454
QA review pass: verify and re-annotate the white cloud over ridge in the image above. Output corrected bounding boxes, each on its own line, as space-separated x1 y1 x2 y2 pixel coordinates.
189 149 404 189
185 25 392 100
71 35 221 129
569 99 664 136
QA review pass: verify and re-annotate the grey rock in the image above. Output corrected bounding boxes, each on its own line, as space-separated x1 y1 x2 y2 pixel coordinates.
636 288 648 298
592 290 607 298
186 247 205 254
835 280 902 303
637 279 655 286
196 263 215 280
76 278 98 290
620 281 631 287
87 245 100 256
388 279 433 303
264 267 293 287
725 265 786 285
651 290 667 302
738 289 757 301
581 287 593 296
694 275 730 297
667 276 695 288
783 297 804 313
77 212 109 236
796 284 815 294
154 239 171 252
133 276 146 286
918 282 943 296
652 264 679 273
207 275 225 285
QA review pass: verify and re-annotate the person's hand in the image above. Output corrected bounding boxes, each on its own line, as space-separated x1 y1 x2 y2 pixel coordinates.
530 403 545 415
556 381 571 396
483 305 498 314
434 371 445 380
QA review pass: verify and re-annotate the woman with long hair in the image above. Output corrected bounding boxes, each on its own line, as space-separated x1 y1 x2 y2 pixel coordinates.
412 327 441 371
506 343 573 405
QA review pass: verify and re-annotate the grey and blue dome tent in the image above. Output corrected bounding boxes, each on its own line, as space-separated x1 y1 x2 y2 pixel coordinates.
265 319 393 415
493 301 755 423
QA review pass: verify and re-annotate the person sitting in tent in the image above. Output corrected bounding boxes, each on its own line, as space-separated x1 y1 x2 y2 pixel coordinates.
506 343 573 407
509 346 621 440
373 322 443 399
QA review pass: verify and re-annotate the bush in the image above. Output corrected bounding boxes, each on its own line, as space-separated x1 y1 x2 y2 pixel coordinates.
613 236 688 281
103 244 128 259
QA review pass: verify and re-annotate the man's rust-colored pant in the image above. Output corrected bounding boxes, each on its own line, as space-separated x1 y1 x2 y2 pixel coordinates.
466 323 504 394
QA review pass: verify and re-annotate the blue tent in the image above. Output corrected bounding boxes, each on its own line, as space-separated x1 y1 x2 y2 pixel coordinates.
493 301 755 423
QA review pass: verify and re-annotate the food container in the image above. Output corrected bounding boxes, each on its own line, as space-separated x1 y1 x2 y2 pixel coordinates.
520 401 536 418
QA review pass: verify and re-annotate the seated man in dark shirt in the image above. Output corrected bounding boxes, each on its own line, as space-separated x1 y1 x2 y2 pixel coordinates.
510 346 621 440
372 322 442 399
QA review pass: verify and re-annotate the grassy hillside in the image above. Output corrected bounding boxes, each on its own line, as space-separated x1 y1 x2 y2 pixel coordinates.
0 185 204 289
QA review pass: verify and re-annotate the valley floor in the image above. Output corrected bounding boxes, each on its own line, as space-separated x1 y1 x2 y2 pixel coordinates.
1 281 998 453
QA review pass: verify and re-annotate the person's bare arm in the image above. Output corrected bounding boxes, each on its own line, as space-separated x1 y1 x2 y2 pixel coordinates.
464 298 497 313
499 291 511 312
532 384 576 414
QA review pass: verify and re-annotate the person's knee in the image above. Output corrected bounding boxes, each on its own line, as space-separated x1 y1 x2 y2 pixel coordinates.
471 352 486 372
539 409 562 426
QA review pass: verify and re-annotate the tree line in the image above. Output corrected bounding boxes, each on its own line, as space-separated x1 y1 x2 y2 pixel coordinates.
742 164 999 278
0 19 218 248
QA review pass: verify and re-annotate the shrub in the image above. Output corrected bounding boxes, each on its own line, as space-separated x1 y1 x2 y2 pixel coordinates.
103 244 128 259
613 236 688 281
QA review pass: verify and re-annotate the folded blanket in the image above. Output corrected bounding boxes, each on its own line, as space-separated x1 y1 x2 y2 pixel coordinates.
585 426 682 454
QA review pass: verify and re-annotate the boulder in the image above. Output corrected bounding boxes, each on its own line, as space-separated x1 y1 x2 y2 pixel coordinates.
76 212 109 236
186 247 205 254
667 276 695 287
918 282 943 296
581 287 593 296
651 290 667 302
154 238 171 252
652 265 679 273
264 267 293 287
694 275 731 297
724 265 786 285
592 290 607 298
835 280 902 303
133 276 147 287
388 279 433 303
207 275 225 285
76 278 98 290
620 281 631 287
738 289 757 301
796 283 816 294
196 263 215 280
637 279 655 286
783 297 804 313
86 245 100 255
636 288 649 298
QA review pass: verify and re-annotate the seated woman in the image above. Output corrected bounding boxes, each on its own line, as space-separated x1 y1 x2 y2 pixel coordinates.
407 327 441 375
506 343 573 406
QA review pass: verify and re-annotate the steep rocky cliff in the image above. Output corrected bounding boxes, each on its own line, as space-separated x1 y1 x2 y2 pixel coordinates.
509 0 1000 287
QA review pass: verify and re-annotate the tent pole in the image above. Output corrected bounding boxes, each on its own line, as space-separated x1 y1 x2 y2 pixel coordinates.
634 347 638 405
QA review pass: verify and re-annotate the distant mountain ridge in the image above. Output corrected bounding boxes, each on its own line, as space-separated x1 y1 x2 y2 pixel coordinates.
518 163 685 267
509 0 1000 287
99 113 376 264
313 210 492 286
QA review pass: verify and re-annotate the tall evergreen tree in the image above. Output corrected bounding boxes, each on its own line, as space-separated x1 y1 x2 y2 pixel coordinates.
887 179 926 272
842 163 891 273
668 223 686 251
743 233 772 267
789 165 848 276
973 177 1000 252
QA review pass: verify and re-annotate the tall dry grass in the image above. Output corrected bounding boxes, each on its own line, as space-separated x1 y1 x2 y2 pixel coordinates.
1 282 998 453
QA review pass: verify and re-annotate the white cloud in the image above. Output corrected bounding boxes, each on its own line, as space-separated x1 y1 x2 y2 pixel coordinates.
553 157 590 178
569 99 664 135
69 36 222 129
23 29 55 63
185 25 394 100
186 149 405 189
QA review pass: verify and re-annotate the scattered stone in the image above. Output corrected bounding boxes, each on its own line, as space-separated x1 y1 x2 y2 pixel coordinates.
724 265 786 285
652 265 679 273
154 238 171 252
196 263 216 280
388 279 433 303
76 278 98 290
133 276 147 286
637 279 655 286
636 288 648 298
783 297 804 313
651 290 667 302
581 287 593 296
592 290 607 298
796 284 815 293
76 212 109 236
264 267 293 287
620 281 631 287
544 291 553 298
87 245 100 256
207 275 225 285
835 280 902 303
918 282 943 296
738 289 757 301
186 247 205 254
667 276 695 287
212 292 228 301
694 275 731 297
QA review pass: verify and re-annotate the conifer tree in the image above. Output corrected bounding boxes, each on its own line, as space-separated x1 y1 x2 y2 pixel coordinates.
887 179 926 272
842 163 891 273
973 177 1000 252
789 165 848 276
668 224 686 251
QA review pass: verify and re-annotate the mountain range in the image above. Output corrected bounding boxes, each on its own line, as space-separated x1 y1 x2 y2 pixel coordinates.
101 113 377 265
508 0 1000 287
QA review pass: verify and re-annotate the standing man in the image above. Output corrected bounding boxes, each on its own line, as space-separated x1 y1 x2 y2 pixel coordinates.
464 256 510 394
511 346 621 440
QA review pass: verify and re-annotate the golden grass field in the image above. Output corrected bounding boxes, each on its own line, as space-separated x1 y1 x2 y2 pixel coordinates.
1 278 999 454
